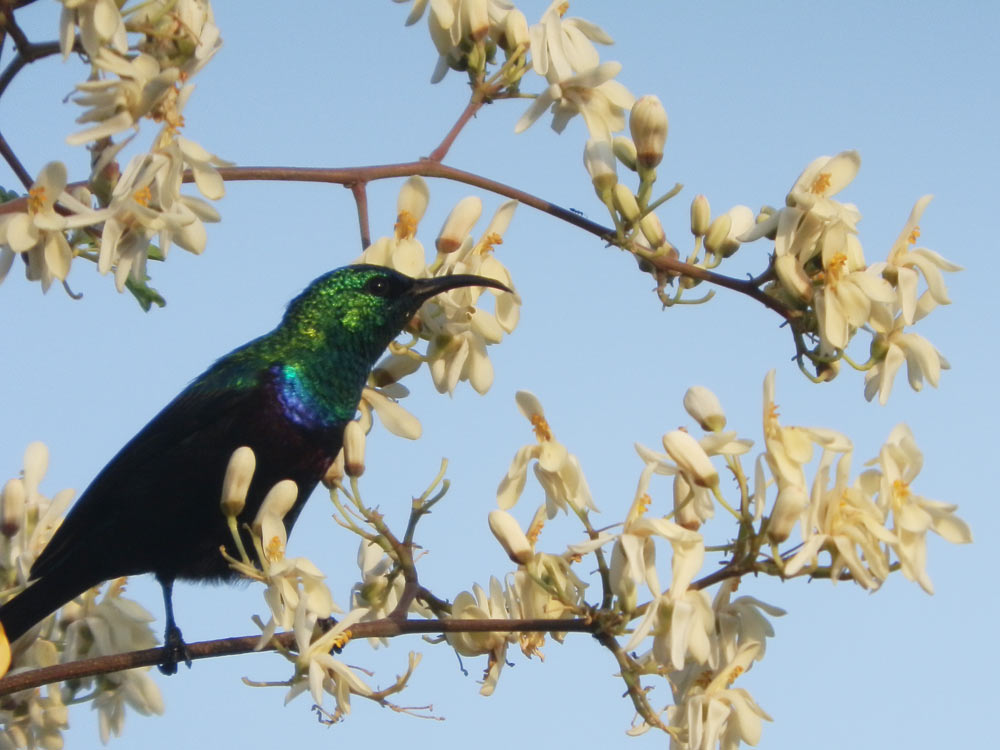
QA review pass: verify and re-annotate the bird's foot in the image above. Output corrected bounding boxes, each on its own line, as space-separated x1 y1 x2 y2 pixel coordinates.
158 623 192 676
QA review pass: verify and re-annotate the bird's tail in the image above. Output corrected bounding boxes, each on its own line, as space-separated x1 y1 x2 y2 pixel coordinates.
0 573 92 643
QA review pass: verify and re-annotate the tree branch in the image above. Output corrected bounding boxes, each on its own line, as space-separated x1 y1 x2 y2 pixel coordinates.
0 616 600 696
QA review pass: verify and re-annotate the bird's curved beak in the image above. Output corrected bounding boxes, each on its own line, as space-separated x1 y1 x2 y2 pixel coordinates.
409 273 512 304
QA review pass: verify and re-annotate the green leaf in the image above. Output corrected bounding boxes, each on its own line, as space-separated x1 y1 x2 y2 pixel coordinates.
125 275 167 312
0 186 22 204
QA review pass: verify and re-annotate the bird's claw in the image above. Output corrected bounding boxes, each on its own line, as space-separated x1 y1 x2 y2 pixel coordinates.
158 624 192 675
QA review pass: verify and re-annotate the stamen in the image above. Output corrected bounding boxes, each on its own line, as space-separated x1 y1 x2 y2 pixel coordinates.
530 413 553 442
809 172 832 195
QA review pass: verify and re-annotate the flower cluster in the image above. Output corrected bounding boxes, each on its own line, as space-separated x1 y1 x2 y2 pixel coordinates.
739 152 960 400
0 1 224 301
396 0 635 141
330 177 521 475
462 379 971 745
0 443 164 747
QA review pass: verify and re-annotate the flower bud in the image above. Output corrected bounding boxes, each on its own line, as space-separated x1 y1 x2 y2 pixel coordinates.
436 196 482 254
220 446 255 518
1 479 25 537
22 441 48 494
343 419 366 477
612 183 640 223
703 213 732 257
609 541 637 612
774 253 813 303
690 194 710 236
612 136 637 171
323 450 346 488
488 510 533 564
672 473 701 531
639 212 666 248
683 386 726 432
767 483 808 542
503 9 530 49
629 95 668 170
256 479 298 523
583 139 617 197
662 430 718 489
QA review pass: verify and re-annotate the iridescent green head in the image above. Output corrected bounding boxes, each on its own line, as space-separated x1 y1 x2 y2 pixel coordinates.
282 264 508 361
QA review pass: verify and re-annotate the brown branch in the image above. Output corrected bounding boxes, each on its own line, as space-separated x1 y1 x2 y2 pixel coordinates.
428 95 488 162
0 128 30 188
348 181 370 250
0 160 796 321
0 616 599 696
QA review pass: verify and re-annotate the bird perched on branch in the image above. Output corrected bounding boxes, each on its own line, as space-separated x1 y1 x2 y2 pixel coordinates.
0 264 509 674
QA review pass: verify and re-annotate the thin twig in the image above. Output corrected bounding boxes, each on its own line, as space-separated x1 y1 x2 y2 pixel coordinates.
348 181 370 250
0 128 31 188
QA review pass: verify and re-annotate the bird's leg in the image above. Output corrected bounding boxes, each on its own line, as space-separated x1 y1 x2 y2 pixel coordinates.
156 575 192 675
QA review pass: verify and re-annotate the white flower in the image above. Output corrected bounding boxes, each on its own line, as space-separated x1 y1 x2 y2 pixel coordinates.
712 579 785 665
446 578 513 695
784 449 896 589
529 0 613 81
515 61 635 141
0 162 107 291
866 424 972 593
868 195 961 324
497 392 596 517
864 294 950 405
813 223 895 350
58 0 128 59
667 643 772 750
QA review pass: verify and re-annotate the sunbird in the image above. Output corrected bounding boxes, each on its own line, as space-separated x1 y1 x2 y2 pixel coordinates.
0 264 508 673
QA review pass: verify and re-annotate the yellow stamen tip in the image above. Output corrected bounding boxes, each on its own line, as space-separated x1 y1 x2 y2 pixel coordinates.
809 172 832 195
529 414 553 442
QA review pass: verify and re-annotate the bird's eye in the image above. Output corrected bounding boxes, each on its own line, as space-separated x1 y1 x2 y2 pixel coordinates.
364 276 392 297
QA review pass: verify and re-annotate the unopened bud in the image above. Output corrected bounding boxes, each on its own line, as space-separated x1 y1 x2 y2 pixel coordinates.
1 479 25 537
344 420 366 477
221 446 255 518
672 473 701 531
612 136 637 171
690 194 710 236
323 450 346 488
254 479 298 528
639 212 666 248
504 9 530 49
662 430 718 489
583 139 617 197
612 183 640 223
774 253 813 303
629 95 668 170
703 214 732 257
766 484 807 542
609 541 637 612
488 510 533 564
436 196 482 254
22 442 48 493
683 386 726 432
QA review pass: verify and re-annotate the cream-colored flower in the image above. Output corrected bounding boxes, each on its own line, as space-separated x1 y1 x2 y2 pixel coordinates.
864 294 950 405
865 424 972 593
1 162 107 291
497 392 596 517
515 61 635 141
666 642 772 750
58 0 128 59
868 195 961 325
529 0 613 81
446 578 513 695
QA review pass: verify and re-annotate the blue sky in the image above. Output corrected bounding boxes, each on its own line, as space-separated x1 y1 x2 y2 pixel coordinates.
1 1 997 748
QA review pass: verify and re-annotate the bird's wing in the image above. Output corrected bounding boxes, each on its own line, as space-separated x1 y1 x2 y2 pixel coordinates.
29 371 272 581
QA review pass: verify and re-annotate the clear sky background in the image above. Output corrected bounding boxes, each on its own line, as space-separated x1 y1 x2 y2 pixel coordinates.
1 1 997 748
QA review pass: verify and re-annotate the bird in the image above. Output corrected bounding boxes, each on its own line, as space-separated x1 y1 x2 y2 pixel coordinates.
0 264 509 674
